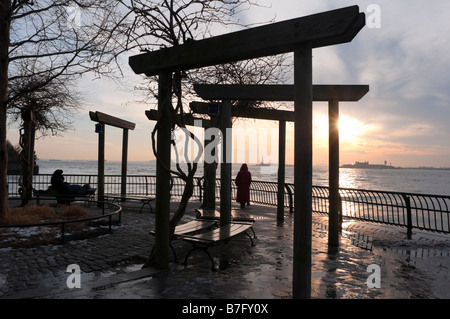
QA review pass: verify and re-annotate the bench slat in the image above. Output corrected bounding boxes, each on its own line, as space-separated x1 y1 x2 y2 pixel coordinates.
181 222 253 244
195 208 255 223
174 220 216 236
149 220 216 237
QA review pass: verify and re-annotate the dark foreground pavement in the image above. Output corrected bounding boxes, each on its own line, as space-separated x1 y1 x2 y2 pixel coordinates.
1 200 449 302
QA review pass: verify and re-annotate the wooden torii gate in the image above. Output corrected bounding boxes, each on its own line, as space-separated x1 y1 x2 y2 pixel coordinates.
193 84 369 247
129 6 365 299
89 111 136 204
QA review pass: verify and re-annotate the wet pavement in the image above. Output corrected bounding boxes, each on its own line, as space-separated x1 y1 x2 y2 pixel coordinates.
1 200 449 301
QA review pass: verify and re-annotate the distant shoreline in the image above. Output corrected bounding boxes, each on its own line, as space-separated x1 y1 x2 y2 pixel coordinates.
395 166 450 171
37 159 450 171
341 166 450 171
340 164 450 171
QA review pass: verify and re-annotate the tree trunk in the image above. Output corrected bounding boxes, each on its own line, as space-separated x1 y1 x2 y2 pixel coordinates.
0 0 12 219
169 177 194 240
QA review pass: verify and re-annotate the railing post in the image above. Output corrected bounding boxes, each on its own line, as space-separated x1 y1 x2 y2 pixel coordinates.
197 177 203 202
402 194 413 239
406 196 413 240
285 184 294 214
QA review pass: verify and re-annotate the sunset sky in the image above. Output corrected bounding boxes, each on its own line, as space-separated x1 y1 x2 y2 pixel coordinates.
7 1 450 167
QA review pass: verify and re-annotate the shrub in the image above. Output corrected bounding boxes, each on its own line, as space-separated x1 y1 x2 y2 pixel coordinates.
59 205 92 220
1 204 92 225
2 204 57 225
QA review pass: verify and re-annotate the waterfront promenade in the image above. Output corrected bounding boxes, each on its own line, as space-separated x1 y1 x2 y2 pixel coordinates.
0 200 449 299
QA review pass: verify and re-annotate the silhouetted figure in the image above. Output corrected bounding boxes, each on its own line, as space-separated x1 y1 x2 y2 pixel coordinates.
35 169 96 204
235 163 252 209
51 169 68 194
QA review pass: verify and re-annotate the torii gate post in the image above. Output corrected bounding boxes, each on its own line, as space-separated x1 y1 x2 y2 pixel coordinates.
154 71 173 269
89 111 136 206
220 100 232 226
328 98 340 247
129 5 365 298
278 119 286 222
293 44 313 297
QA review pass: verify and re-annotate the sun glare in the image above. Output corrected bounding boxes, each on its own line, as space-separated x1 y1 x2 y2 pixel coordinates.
314 113 368 144
338 116 366 142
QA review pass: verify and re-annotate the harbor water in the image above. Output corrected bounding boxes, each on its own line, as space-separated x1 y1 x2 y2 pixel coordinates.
35 159 450 196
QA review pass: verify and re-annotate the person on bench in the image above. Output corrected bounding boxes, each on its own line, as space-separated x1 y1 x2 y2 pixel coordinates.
34 169 96 203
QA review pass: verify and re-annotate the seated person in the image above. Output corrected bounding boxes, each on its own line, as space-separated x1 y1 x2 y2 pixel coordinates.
51 169 68 194
34 170 96 197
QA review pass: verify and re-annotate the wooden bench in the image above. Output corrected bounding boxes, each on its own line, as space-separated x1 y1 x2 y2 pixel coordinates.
104 195 155 213
149 219 217 262
172 220 217 236
195 208 256 238
35 193 95 206
181 221 255 271
150 219 217 238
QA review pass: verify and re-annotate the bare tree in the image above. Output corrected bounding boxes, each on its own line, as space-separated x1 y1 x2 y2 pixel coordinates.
7 64 83 137
0 0 13 219
0 0 130 217
7 65 85 205
118 1 280 247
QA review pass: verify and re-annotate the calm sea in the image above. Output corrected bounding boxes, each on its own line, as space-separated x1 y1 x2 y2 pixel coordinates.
36 160 450 196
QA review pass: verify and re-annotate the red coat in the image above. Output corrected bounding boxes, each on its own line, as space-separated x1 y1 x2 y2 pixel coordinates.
235 164 252 203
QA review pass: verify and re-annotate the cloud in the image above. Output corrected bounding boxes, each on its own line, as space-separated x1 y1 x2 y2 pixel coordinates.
22 1 450 167
314 1 450 166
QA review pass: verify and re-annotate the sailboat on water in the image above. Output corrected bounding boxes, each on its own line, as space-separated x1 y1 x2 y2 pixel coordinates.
256 156 270 166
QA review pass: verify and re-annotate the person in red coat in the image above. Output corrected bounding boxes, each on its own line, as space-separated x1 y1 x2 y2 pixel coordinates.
235 163 252 209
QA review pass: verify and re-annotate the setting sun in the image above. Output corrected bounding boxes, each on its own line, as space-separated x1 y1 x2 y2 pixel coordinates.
314 113 370 142
338 116 366 142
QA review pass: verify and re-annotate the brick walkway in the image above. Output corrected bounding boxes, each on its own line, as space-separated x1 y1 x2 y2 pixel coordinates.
1 200 449 300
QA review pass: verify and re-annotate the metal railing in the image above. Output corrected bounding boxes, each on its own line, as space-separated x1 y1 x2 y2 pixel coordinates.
301 185 449 237
339 187 450 236
7 174 450 237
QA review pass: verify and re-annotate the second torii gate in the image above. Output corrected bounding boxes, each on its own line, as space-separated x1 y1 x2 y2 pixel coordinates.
89 111 136 204
129 5 365 299
193 84 369 247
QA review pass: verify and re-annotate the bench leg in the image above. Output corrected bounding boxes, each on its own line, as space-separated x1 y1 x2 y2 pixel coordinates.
244 230 255 246
248 227 257 239
151 243 178 263
140 200 154 214
84 195 94 208
184 243 216 271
